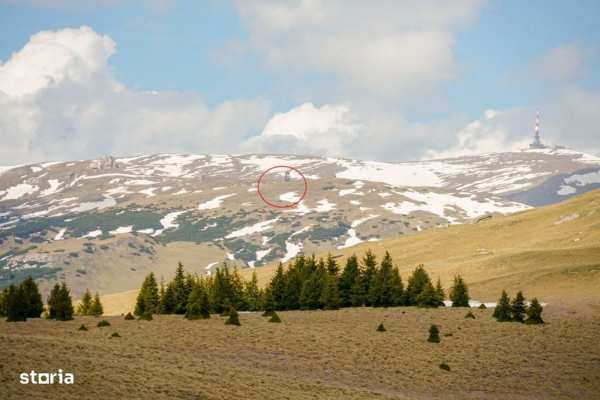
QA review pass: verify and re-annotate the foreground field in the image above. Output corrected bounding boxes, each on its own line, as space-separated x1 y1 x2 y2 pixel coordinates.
2 306 599 400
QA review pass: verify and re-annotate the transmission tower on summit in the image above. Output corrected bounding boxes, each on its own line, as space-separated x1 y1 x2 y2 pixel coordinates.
529 111 547 149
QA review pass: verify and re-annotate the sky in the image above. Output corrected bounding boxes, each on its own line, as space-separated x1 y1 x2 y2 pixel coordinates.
0 0 599 165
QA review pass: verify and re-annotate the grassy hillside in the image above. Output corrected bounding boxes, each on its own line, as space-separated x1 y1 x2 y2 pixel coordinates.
243 188 600 303
102 189 600 315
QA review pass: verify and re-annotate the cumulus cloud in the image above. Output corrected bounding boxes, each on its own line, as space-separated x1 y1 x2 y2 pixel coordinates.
0 26 270 165
234 0 484 96
242 103 360 156
423 110 531 159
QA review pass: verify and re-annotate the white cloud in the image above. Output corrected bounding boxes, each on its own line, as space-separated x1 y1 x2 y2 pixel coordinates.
0 26 270 165
234 0 484 96
0 26 117 97
243 103 360 156
423 109 531 159
532 43 591 81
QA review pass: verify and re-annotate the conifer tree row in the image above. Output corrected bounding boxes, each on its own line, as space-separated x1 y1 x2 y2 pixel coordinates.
493 290 544 324
130 251 464 317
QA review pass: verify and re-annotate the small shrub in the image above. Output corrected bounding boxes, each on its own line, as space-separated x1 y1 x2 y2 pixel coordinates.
478 303 487 309
465 311 475 319
225 307 240 326
444 333 453 337
124 312 135 320
110 332 120 338
78 324 88 331
97 320 110 327
439 362 451 372
428 324 440 343
376 323 386 332
268 312 282 323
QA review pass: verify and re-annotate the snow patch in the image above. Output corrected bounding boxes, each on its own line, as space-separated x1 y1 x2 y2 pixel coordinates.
54 228 67 241
198 194 237 210
226 218 279 239
1 183 38 200
109 226 133 235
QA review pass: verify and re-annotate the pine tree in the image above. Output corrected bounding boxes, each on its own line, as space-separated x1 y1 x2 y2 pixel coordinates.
361 250 377 306
135 273 159 316
433 278 445 307
326 253 339 276
368 252 397 307
172 262 190 314
269 263 286 310
511 291 526 323
77 289 92 316
428 324 440 343
449 275 470 307
5 284 26 322
390 266 405 306
185 285 211 320
320 272 340 310
339 255 360 307
230 267 247 311
89 292 103 316
376 322 386 332
261 287 276 317
225 306 240 326
244 271 261 311
493 290 512 322
300 267 325 310
47 283 60 320
525 298 544 324
20 276 43 318
416 280 438 308
283 260 303 310
124 312 135 320
349 274 366 307
406 265 432 306
48 282 74 321
160 281 177 314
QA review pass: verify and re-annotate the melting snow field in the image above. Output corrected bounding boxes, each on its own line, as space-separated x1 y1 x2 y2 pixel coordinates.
198 194 236 210
85 230 103 238
382 190 530 222
1 183 38 200
226 218 279 239
282 240 303 263
53 228 67 241
71 198 117 213
159 211 188 232
335 159 444 188
40 179 62 197
109 226 133 235
315 199 336 212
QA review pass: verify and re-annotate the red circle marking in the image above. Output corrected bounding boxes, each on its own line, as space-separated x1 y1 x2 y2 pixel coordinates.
257 165 308 209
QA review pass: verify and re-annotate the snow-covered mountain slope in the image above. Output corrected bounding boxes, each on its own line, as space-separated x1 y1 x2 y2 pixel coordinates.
1 148 599 297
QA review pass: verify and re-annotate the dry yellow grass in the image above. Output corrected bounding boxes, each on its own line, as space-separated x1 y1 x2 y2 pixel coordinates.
1 307 599 399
